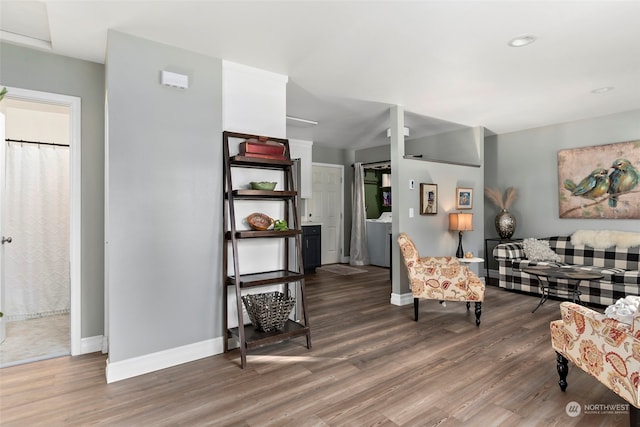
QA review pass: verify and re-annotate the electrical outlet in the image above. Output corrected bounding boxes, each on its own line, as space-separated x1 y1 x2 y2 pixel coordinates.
409 208 414 218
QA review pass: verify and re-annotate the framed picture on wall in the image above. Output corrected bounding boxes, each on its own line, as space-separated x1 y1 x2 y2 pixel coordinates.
558 140 640 219
456 187 473 210
420 183 437 215
382 190 391 207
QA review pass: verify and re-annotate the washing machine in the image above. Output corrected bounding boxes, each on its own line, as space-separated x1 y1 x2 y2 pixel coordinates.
367 212 392 267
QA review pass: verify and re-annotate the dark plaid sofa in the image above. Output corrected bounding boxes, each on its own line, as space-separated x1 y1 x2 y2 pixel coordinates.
493 236 640 307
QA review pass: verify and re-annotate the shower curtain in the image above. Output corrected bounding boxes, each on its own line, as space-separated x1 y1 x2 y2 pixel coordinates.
4 142 70 320
350 162 369 265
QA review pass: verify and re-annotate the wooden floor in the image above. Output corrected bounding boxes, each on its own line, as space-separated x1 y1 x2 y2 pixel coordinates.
0 266 629 426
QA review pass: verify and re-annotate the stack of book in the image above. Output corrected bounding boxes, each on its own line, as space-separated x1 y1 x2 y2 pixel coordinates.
239 137 287 160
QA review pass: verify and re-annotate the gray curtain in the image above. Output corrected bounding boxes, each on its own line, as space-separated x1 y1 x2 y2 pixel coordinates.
350 162 369 265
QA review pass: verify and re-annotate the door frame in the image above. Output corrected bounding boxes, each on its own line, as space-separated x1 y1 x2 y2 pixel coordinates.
3 86 82 355
311 162 345 263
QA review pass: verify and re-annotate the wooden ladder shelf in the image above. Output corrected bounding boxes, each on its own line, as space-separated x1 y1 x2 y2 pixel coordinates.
222 131 311 368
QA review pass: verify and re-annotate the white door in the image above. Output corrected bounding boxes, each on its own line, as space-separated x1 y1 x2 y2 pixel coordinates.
309 164 343 265
0 112 6 343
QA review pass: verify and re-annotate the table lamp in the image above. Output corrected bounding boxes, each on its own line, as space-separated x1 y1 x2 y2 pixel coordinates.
449 212 473 258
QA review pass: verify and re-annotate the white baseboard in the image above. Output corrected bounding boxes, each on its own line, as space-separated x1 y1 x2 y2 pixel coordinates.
80 335 105 354
105 337 225 384
390 292 413 306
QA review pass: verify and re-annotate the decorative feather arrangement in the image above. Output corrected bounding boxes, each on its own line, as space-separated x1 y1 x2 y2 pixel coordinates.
504 187 518 210
484 187 505 209
484 187 518 210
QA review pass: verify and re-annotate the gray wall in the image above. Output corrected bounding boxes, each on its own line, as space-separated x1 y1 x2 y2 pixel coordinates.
355 144 391 164
0 42 105 337
392 126 485 294
406 128 481 167
105 31 223 361
485 109 640 239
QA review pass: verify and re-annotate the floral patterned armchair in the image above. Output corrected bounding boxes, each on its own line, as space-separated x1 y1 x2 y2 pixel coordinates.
397 232 484 326
550 302 640 422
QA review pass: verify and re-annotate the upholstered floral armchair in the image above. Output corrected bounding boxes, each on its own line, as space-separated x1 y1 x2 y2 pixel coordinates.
397 232 485 326
550 302 640 422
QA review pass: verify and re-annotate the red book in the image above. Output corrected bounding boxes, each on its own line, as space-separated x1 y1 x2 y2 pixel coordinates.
238 152 287 161
239 139 286 156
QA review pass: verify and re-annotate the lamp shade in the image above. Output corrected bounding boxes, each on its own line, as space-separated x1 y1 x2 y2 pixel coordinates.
449 213 473 231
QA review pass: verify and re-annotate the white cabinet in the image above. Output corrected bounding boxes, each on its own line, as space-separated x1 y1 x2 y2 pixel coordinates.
288 139 313 198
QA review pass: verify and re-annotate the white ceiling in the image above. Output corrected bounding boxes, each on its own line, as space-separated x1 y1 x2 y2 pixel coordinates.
2 1 640 148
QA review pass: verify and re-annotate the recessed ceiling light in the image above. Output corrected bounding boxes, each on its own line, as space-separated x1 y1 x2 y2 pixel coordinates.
591 86 614 94
508 35 537 47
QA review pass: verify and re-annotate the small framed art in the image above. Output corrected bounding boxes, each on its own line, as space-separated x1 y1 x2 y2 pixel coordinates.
420 183 437 215
456 187 473 210
382 190 392 207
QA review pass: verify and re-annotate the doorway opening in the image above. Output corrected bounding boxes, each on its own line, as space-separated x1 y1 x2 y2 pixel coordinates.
0 87 81 367
309 163 344 265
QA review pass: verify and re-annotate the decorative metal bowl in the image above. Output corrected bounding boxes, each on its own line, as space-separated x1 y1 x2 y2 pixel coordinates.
246 212 274 231
250 181 277 191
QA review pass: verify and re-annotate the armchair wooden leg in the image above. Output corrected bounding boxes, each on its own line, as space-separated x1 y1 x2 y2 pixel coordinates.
466 302 470 310
414 298 419 321
474 302 482 326
556 351 568 391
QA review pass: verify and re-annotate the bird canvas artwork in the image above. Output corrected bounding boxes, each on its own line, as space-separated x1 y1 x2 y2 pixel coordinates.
558 140 640 219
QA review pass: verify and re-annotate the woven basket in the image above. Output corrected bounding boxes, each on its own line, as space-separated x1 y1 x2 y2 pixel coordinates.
242 292 295 332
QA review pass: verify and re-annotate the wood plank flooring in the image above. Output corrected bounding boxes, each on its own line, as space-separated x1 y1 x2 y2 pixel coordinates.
0 266 630 426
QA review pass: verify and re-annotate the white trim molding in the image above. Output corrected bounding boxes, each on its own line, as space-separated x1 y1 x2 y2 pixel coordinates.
80 335 104 354
390 292 413 306
105 338 225 383
0 30 53 51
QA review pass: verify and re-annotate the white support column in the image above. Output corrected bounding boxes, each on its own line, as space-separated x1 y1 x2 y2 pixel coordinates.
389 106 411 306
